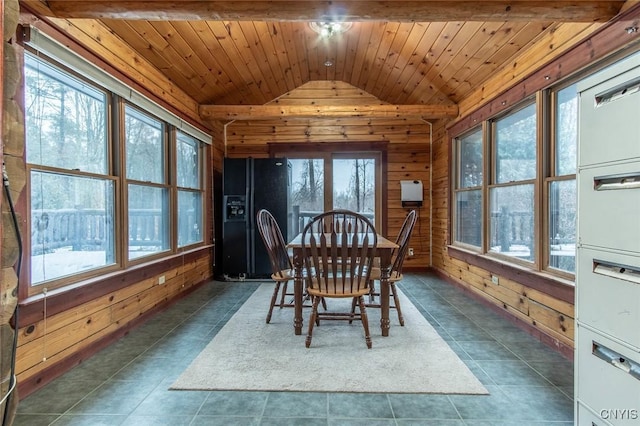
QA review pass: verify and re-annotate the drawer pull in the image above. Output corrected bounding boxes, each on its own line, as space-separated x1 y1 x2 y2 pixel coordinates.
594 172 640 191
593 259 640 285
595 78 640 107
592 342 640 381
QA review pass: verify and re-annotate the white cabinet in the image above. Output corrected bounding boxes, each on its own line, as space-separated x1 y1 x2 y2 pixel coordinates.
576 51 640 426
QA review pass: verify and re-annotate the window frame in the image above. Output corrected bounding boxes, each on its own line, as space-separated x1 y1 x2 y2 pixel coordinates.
543 81 578 279
122 101 172 263
487 99 539 268
23 44 209 297
450 89 577 282
452 126 485 251
175 129 205 249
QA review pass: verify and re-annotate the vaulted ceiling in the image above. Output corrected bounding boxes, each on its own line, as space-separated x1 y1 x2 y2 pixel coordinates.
21 1 630 121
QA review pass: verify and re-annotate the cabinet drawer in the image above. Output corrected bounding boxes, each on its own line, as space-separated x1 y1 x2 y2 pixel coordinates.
579 60 640 167
576 327 640 426
578 162 640 254
577 248 640 349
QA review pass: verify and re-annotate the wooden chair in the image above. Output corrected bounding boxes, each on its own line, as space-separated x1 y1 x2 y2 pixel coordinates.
301 210 377 348
256 209 299 323
367 209 417 326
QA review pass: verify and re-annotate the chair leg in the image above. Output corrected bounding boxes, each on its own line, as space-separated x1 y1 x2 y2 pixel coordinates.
368 280 376 303
349 297 357 324
279 282 288 308
306 296 321 348
358 296 372 349
320 297 327 310
390 283 404 326
266 282 281 323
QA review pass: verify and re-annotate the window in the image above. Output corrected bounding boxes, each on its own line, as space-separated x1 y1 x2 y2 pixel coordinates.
333 157 376 223
547 84 577 274
451 86 578 280
176 131 204 247
453 128 483 248
124 105 170 260
290 159 325 214
25 53 116 284
489 103 536 262
24 46 209 294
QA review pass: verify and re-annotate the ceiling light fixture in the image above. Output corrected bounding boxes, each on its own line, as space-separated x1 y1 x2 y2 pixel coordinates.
309 21 352 38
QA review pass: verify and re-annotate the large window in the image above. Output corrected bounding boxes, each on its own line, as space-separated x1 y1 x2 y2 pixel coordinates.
24 49 208 294
489 103 537 262
452 87 578 279
125 105 170 260
25 53 116 284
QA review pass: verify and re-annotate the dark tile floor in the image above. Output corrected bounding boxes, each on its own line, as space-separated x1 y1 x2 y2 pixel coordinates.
15 272 575 425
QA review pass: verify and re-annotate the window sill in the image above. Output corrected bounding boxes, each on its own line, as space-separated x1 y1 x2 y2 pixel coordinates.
446 245 575 304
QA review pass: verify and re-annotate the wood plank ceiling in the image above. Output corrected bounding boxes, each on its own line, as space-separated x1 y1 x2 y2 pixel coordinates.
23 1 626 120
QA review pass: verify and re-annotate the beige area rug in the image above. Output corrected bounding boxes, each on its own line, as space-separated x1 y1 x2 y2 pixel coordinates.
171 284 488 394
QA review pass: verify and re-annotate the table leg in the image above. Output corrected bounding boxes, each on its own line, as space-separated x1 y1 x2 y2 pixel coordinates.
293 252 303 335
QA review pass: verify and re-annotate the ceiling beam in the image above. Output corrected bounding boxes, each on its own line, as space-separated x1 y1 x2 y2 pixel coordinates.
38 1 624 22
199 104 459 121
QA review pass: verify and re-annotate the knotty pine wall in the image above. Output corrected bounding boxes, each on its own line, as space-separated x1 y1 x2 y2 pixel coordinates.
214 81 433 269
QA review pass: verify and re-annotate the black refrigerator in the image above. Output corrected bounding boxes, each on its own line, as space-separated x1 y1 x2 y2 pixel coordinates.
221 157 290 279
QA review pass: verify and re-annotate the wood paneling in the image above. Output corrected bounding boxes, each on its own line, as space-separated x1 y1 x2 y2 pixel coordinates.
221 81 432 267
16 252 212 397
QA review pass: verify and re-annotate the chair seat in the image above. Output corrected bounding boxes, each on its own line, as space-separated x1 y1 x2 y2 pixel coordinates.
307 278 371 298
367 267 402 283
271 269 294 282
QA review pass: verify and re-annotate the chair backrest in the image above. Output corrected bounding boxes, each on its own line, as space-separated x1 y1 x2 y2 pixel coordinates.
256 209 292 278
301 210 377 295
391 210 417 275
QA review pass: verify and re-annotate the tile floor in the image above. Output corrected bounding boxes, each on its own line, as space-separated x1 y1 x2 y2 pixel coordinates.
15 272 575 425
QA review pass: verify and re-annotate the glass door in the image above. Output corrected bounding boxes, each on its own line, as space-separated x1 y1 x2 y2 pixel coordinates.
286 152 382 235
332 156 377 226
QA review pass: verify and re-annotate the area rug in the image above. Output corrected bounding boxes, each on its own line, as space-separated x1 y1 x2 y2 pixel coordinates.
171 284 488 394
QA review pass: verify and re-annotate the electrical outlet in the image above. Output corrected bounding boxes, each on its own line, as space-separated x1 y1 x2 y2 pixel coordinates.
408 248 414 256
491 275 499 285
158 275 165 285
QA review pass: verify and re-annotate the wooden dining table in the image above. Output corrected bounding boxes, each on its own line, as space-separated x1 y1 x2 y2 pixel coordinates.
287 232 399 337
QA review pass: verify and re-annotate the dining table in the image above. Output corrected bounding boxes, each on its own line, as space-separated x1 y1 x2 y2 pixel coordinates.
287 232 399 337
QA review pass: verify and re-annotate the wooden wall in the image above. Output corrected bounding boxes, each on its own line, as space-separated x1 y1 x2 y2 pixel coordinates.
16 252 211 394
213 81 432 269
